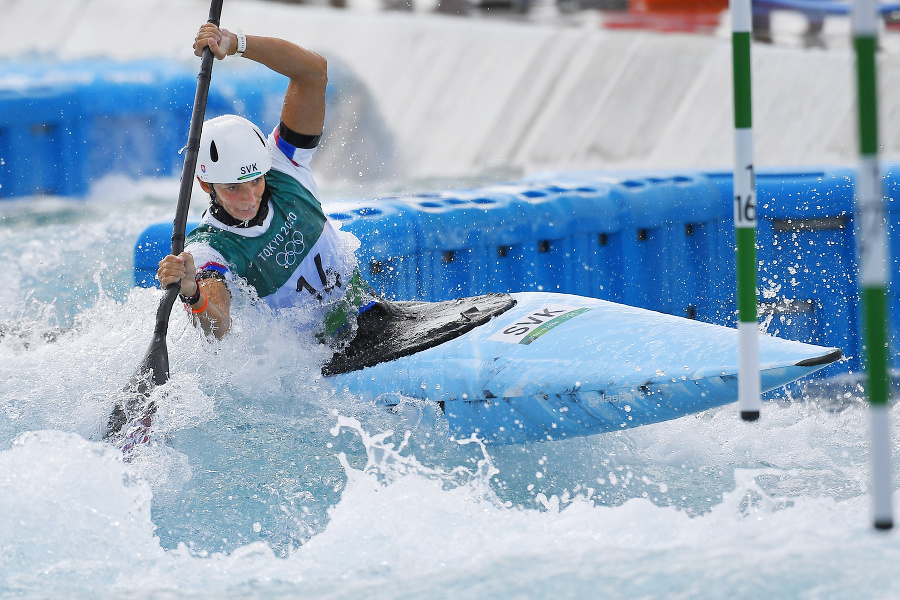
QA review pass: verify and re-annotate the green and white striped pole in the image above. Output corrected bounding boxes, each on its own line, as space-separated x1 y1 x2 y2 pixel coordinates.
853 0 893 530
732 0 762 421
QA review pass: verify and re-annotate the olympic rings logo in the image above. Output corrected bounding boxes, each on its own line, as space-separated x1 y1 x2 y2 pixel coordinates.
275 230 306 268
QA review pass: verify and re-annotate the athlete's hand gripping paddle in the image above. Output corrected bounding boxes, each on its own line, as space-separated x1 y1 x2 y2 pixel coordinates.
104 0 224 454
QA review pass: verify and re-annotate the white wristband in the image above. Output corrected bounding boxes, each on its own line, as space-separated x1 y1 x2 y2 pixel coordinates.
234 29 247 58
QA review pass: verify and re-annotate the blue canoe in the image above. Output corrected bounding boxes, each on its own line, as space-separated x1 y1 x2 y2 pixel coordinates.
327 292 841 444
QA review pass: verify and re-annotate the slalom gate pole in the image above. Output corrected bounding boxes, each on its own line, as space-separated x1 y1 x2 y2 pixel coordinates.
731 0 762 421
853 0 893 530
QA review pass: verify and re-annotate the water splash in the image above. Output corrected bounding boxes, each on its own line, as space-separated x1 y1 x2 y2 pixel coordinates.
3 180 900 598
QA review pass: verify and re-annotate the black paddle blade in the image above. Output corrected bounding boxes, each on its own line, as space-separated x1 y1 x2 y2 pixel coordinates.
104 332 169 453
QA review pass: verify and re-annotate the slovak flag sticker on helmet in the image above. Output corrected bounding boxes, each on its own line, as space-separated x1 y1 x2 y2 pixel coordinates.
200 165 206 173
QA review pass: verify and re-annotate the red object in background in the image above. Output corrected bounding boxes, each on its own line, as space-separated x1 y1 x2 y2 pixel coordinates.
602 0 727 33
887 10 900 30
634 0 727 12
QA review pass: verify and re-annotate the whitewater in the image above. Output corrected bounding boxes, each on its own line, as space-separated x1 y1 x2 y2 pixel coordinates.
2 0 900 598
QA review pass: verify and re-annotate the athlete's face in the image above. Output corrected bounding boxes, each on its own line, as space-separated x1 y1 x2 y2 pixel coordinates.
211 176 266 221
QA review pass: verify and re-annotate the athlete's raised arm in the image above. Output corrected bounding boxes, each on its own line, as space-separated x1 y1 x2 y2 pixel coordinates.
193 24 327 137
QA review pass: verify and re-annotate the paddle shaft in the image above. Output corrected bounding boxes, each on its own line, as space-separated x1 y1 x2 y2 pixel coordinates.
104 0 225 444
154 0 224 346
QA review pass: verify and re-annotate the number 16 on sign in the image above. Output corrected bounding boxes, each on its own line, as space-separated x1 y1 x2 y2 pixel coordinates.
734 162 756 226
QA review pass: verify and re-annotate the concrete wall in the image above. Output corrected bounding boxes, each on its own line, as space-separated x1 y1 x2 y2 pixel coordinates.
2 0 899 182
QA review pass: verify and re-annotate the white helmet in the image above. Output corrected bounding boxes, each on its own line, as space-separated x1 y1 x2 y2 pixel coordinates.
196 114 272 184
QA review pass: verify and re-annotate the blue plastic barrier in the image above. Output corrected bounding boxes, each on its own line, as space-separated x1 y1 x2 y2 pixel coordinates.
0 58 342 200
572 172 721 320
702 166 859 377
0 86 85 197
396 190 533 301
759 168 857 368
0 59 203 198
524 170 723 317
520 174 631 302
640 174 722 322
324 199 418 300
549 182 628 301
78 60 196 180
479 183 578 295
482 181 628 300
